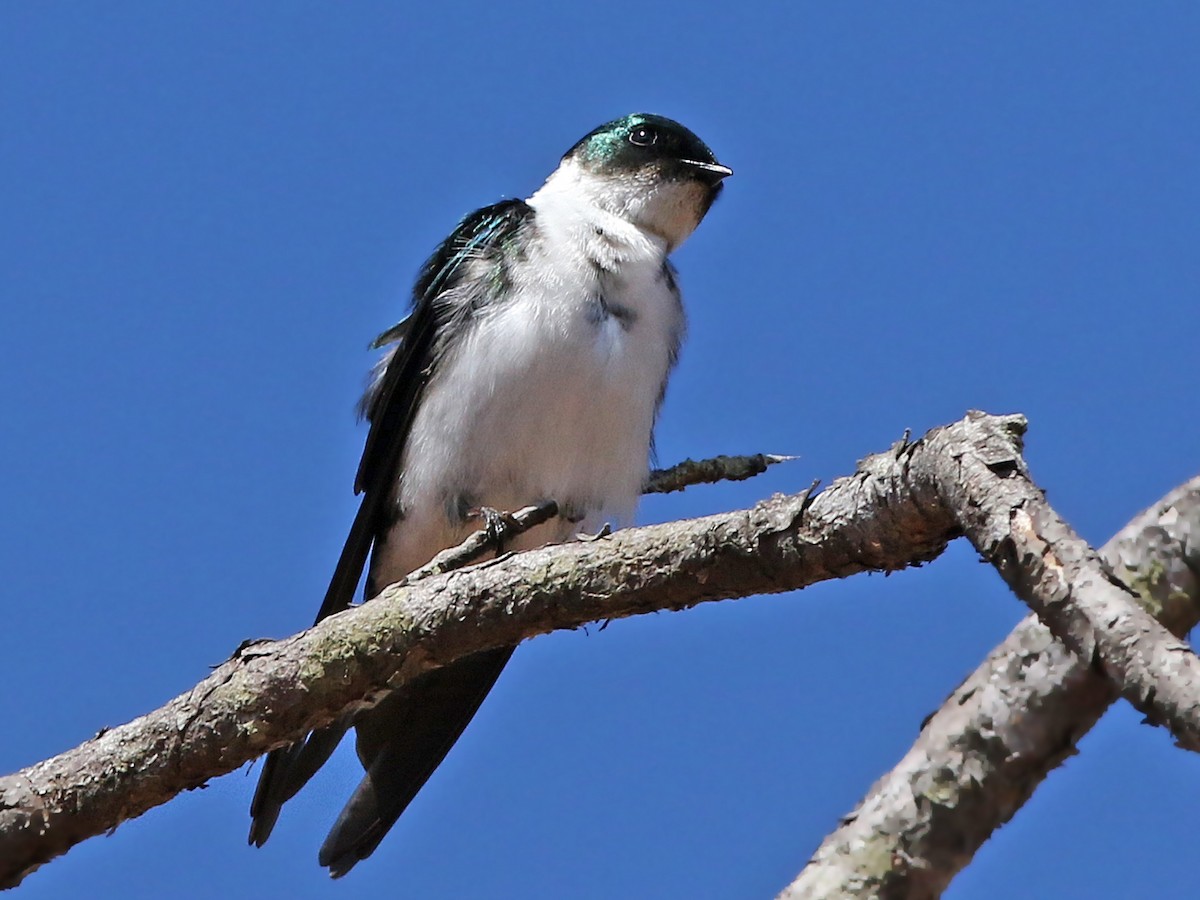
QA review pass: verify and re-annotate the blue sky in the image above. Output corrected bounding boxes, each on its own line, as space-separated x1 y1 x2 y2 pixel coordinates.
3 4 1198 898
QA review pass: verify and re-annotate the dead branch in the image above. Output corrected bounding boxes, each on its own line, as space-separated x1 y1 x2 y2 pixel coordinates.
405 452 788 582
646 452 793 493
2 413 1196 892
780 477 1200 899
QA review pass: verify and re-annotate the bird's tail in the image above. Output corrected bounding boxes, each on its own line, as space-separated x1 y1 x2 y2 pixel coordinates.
248 492 381 845
248 722 351 846
317 645 515 877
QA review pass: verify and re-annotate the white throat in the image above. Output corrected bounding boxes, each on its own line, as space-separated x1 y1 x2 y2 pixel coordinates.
527 157 704 254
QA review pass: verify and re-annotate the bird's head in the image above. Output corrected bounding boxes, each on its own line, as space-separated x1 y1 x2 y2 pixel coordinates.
555 113 731 251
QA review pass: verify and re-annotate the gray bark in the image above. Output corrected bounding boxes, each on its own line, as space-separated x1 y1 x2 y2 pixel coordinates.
0 412 1195 894
780 476 1200 898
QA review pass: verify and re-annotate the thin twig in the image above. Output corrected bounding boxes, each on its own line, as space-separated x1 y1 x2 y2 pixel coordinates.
406 452 791 584
645 453 794 494
404 502 560 584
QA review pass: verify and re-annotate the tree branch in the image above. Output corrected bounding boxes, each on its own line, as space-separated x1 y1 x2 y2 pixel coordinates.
405 452 793 582
932 418 1200 751
780 476 1200 899
2 413 1197 892
0 435 955 887
645 452 793 494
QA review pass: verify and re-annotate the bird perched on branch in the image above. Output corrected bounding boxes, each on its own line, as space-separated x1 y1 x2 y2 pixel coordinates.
248 113 730 876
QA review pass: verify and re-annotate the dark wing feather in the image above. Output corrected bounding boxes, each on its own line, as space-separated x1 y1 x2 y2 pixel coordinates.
318 646 515 876
355 199 535 499
249 199 534 850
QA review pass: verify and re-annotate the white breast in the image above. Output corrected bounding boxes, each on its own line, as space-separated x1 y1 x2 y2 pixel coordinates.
371 166 686 584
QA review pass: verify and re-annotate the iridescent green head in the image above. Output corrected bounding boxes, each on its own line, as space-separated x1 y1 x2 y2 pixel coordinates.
554 114 730 249
565 113 731 188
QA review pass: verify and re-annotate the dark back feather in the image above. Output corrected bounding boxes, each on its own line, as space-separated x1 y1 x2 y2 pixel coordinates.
249 198 535 847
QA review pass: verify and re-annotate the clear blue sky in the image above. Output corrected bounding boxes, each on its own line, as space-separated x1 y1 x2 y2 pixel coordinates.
3 4 1198 898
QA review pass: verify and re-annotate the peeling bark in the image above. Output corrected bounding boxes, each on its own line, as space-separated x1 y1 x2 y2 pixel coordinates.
1 413 1196 894
781 477 1200 899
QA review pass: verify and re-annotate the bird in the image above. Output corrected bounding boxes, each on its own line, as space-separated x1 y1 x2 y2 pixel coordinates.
248 113 730 876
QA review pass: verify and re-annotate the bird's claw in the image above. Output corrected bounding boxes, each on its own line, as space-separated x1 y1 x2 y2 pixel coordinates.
468 506 519 551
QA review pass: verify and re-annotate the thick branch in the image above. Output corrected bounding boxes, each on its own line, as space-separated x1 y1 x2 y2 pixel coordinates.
918 414 1200 750
0 430 956 887
2 413 1196 891
781 476 1200 899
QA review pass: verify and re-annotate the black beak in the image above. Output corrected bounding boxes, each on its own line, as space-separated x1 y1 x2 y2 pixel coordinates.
682 159 734 181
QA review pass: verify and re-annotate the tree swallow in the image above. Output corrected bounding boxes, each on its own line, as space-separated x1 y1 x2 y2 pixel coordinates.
248 113 730 876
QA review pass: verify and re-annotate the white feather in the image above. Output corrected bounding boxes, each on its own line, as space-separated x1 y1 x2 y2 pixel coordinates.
371 158 698 583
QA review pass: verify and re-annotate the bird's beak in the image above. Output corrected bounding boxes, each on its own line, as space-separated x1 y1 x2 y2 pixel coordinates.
682 159 734 179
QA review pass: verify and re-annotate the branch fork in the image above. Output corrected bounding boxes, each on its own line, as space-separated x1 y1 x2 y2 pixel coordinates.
2 413 1197 899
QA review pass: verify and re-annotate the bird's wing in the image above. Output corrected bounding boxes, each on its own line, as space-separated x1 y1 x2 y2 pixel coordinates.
249 199 536 849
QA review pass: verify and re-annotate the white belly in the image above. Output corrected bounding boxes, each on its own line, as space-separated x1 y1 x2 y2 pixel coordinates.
371 244 683 586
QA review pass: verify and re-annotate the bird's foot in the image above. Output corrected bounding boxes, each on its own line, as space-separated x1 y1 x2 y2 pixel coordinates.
467 505 520 552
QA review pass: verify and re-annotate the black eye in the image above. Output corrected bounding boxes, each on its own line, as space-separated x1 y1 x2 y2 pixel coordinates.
628 125 657 147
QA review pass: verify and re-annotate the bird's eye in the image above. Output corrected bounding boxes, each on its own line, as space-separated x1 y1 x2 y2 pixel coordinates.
629 126 657 147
